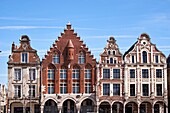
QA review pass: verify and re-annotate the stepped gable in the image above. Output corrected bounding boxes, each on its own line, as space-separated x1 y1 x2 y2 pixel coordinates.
42 23 96 68
8 35 39 64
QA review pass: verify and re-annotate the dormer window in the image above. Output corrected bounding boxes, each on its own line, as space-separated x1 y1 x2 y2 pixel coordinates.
52 54 60 64
21 52 28 63
78 52 85 64
142 51 147 63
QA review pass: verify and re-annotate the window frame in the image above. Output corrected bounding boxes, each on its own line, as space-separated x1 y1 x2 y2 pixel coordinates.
52 54 60 64
78 52 85 64
103 69 110 79
21 52 28 63
103 83 110 95
113 69 120 79
142 69 149 78
48 69 55 80
113 84 120 96
29 68 36 81
60 69 67 79
14 68 21 81
48 83 54 94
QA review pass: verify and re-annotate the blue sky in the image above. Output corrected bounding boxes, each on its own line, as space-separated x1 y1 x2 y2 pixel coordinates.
1 0 170 85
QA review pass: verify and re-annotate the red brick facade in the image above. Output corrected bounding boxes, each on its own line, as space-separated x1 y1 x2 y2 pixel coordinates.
41 23 96 94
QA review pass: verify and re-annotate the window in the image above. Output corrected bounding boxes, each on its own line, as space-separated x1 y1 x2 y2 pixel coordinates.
48 69 54 80
142 69 148 78
14 69 21 81
142 84 149 96
29 85 35 97
113 51 115 55
140 104 146 113
142 51 147 63
29 69 36 80
60 82 67 94
103 69 110 79
113 84 120 95
130 84 135 96
60 69 67 79
78 52 85 64
156 69 162 78
73 83 80 93
132 55 134 63
48 83 54 94
85 69 91 79
113 69 120 79
130 69 135 78
52 54 60 63
156 84 162 96
72 69 80 79
22 53 28 63
155 55 159 63
110 58 113 64
14 85 21 98
103 84 110 95
108 51 110 55
85 82 91 93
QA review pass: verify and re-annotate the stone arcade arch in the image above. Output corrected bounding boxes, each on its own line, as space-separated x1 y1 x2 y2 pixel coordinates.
112 102 123 113
62 99 77 113
10 102 23 113
125 101 138 113
140 101 152 113
154 101 167 113
99 101 111 113
80 98 96 113
43 99 58 113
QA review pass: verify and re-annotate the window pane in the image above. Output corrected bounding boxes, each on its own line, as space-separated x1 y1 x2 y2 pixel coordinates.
142 51 147 63
14 69 21 80
72 69 80 79
22 53 28 63
103 69 110 79
142 69 148 78
85 83 91 93
113 69 120 79
113 84 120 95
48 69 54 80
85 69 91 79
53 54 60 63
130 84 135 96
142 84 149 96
130 69 135 78
60 69 67 79
155 55 159 63
156 84 162 96
156 69 162 78
29 69 36 80
78 52 85 64
103 84 110 95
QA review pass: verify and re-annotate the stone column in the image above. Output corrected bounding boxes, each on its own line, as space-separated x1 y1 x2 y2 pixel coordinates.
152 106 154 113
40 105 44 113
58 106 62 113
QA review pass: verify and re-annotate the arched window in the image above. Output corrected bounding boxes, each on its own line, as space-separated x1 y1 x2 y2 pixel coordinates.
142 51 147 63
52 54 60 64
108 51 110 55
78 52 85 64
110 58 113 64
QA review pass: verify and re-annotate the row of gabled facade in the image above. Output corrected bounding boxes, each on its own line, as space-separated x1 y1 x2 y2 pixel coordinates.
7 23 169 113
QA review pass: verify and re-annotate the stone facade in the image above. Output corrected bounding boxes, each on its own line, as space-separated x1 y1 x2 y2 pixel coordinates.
7 35 41 113
6 24 169 113
41 23 97 113
123 33 168 113
96 37 124 113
